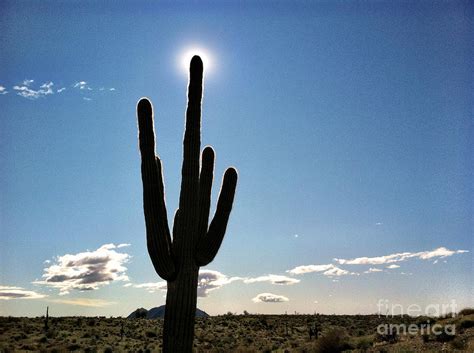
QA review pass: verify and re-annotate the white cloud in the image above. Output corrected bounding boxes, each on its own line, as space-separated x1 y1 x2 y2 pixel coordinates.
74 81 91 90
0 285 46 300
49 298 115 307
117 243 131 248
7 80 117 99
386 264 400 269
197 270 242 297
127 270 242 298
13 80 54 99
334 247 468 265
127 282 167 293
34 243 130 295
364 268 383 274
244 274 300 285
287 264 353 277
323 266 353 277
287 264 334 275
252 293 289 303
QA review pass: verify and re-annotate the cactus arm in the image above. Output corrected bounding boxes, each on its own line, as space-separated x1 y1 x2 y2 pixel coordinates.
197 146 215 241
137 98 176 280
195 167 238 266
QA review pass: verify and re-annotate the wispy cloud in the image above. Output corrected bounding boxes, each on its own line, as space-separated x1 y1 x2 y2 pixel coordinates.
252 293 289 303
3 79 116 99
386 264 400 269
334 247 468 265
129 271 300 298
287 247 467 279
126 270 242 298
0 285 46 300
364 268 383 274
124 282 167 293
74 81 91 90
287 264 353 277
244 274 300 285
13 80 54 99
48 298 116 307
34 243 130 295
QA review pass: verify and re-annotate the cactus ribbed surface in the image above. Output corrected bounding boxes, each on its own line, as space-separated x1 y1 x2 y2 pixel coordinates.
137 55 238 352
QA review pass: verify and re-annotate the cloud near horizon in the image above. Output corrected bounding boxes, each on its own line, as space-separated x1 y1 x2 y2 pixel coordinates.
34 243 131 295
287 264 353 277
125 270 242 298
127 271 299 298
252 293 289 303
0 285 46 300
243 274 300 285
334 247 468 265
48 298 116 307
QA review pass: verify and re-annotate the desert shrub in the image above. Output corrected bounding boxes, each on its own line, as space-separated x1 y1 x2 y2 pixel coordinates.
459 318 474 329
145 330 157 338
315 327 352 353
458 308 474 316
354 336 373 351
450 336 467 350
434 328 456 342
375 329 398 344
67 343 81 351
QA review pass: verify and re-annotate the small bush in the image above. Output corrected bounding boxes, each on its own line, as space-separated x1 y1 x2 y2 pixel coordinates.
451 336 467 350
355 336 373 351
460 318 474 329
434 328 456 343
145 330 157 338
458 308 474 316
315 327 352 353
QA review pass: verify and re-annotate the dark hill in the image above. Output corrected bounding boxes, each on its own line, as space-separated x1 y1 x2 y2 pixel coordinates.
128 305 209 319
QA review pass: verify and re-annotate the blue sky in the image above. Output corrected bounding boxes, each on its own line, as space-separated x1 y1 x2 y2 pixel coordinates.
0 1 472 316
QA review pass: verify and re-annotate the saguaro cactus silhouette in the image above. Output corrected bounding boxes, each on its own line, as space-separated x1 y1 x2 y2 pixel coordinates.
137 55 238 352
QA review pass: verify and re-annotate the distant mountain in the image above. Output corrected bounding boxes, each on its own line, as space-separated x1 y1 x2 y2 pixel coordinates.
128 305 209 319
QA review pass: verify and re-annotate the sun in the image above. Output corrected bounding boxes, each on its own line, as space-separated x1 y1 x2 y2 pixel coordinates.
179 47 212 74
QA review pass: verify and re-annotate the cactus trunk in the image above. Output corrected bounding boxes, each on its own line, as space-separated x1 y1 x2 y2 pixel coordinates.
137 55 238 352
163 268 199 351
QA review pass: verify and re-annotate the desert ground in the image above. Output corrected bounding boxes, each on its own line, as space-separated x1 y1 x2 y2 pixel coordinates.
1 310 473 352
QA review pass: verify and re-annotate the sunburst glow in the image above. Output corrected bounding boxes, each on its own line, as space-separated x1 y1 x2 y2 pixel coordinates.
179 47 213 74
